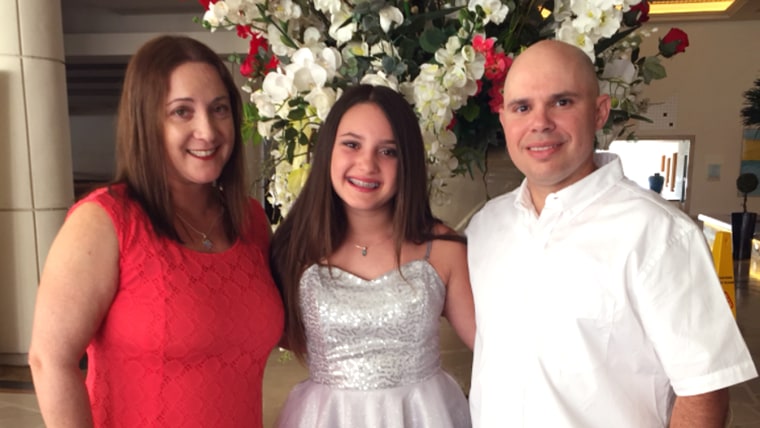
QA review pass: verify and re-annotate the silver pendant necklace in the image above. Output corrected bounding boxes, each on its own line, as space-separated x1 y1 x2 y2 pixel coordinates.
177 209 224 250
353 235 391 257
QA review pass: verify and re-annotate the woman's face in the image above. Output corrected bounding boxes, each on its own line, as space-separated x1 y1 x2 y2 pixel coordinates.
162 61 234 191
330 102 399 215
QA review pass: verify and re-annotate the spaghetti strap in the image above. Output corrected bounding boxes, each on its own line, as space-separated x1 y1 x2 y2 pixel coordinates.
424 241 433 260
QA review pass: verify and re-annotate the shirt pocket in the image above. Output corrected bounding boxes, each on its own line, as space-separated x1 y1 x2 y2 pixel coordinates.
534 277 615 375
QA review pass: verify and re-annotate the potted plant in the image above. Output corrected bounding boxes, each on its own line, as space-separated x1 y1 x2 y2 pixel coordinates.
731 79 760 286
741 77 760 133
741 76 760 162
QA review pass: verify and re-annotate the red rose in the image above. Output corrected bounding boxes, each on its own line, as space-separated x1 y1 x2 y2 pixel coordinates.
629 0 650 24
487 82 504 113
239 34 279 77
658 28 689 58
484 52 512 82
198 0 216 9
237 25 253 39
240 56 254 78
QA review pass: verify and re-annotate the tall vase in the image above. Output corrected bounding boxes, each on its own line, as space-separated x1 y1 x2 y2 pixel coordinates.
731 211 757 289
731 212 757 260
648 173 664 193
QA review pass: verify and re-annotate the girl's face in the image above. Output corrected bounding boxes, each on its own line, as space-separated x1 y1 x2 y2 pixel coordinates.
163 61 234 191
330 102 399 215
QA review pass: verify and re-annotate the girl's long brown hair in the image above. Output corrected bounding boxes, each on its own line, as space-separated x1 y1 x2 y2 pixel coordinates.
111 35 249 241
270 84 463 360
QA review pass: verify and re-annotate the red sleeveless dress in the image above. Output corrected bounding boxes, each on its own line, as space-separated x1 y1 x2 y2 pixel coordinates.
77 185 284 427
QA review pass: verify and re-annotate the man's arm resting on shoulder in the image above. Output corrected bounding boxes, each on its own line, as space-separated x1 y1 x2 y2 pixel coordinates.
669 388 729 428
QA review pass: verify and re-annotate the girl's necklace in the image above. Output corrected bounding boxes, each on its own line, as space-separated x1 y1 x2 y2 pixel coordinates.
353 235 392 257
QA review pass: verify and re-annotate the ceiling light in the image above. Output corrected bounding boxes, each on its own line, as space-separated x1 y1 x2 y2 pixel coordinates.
648 0 735 15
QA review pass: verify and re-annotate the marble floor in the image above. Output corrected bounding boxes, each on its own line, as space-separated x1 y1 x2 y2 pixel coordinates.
3 286 760 427
0 320 472 428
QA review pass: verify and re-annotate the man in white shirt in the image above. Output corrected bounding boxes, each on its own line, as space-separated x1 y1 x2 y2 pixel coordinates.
466 40 757 427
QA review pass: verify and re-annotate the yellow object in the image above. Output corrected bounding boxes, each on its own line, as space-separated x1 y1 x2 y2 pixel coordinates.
711 231 736 318
649 1 734 15
741 139 760 161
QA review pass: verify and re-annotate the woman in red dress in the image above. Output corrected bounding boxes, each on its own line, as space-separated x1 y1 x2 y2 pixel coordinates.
28 35 284 428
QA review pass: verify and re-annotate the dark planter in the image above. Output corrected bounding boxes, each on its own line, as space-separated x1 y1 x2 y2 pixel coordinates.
731 211 757 260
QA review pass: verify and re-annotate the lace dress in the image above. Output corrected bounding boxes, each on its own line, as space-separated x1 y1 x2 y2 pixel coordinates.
78 185 284 428
276 244 471 428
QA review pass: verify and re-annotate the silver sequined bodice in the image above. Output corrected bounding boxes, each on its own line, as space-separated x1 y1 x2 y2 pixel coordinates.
300 260 445 390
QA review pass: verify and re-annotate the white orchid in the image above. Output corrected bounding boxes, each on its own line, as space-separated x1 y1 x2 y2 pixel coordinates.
379 6 404 33
304 86 340 121
556 22 596 60
267 23 291 56
269 0 299 21
599 58 637 107
285 49 329 92
468 0 510 25
303 27 322 48
202 8 222 28
199 0 675 214
360 72 400 90
259 71 296 105
329 10 357 44
313 0 342 15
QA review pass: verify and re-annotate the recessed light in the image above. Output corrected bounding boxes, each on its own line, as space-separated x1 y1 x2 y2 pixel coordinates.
649 0 735 14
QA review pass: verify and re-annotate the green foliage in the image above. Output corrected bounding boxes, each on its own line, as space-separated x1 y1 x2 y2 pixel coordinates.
639 56 666 84
737 172 759 212
741 78 760 128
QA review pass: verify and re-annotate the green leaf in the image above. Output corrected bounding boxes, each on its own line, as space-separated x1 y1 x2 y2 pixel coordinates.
283 128 299 163
288 107 306 120
381 55 398 75
640 56 666 84
419 27 447 54
459 102 481 122
298 132 309 147
241 103 260 143
628 113 654 123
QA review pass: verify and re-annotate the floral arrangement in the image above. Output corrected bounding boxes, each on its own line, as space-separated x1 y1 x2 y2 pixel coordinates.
197 0 688 215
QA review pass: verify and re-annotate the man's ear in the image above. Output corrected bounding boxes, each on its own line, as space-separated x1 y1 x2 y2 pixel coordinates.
595 94 611 130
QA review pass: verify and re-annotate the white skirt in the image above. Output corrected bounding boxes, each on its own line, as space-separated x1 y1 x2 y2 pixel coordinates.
275 369 471 428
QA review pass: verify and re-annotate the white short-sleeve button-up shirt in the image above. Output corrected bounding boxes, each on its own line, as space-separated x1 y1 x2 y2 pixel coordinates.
466 153 757 427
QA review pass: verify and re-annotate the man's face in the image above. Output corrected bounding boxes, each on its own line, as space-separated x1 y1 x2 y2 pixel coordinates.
499 42 610 206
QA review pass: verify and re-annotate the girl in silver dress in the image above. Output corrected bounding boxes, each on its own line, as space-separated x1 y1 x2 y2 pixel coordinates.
270 84 476 428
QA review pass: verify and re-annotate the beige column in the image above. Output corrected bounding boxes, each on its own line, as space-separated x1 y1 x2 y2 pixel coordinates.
0 0 73 364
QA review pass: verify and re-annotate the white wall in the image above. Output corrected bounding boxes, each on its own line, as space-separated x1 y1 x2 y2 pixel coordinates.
636 19 760 217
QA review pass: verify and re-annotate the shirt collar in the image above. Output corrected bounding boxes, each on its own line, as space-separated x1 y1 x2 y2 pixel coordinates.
513 152 624 217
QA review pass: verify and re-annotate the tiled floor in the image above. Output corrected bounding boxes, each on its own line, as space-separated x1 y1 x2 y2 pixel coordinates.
2 285 760 427
0 321 472 428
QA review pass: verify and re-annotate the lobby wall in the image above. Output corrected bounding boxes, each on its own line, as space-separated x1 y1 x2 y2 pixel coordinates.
636 18 760 217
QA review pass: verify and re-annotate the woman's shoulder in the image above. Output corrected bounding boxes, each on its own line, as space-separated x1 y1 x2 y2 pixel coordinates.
71 184 130 218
